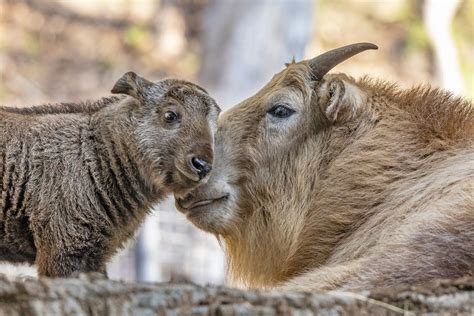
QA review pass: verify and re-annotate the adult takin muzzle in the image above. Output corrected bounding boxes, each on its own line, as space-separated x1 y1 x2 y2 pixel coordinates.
0 71 220 277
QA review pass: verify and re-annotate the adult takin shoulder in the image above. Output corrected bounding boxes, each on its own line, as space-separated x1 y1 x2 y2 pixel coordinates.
177 43 474 291
0 72 220 277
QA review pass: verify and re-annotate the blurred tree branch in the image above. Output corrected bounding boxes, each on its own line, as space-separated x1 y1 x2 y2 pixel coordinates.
18 0 154 31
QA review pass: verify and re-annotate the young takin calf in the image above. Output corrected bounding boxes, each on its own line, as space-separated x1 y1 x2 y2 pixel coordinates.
177 43 474 291
0 72 219 277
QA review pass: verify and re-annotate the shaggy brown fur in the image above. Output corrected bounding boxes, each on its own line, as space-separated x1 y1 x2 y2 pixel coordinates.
176 48 473 291
0 72 220 277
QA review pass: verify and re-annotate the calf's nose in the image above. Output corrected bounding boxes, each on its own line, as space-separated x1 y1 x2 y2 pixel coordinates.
189 157 212 180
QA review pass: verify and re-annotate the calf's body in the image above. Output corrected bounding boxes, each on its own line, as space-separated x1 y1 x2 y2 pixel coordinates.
1 73 219 276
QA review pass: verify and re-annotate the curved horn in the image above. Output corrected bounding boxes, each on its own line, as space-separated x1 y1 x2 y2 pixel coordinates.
309 42 378 80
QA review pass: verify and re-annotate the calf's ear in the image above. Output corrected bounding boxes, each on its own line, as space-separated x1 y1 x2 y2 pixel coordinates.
317 77 365 123
111 72 153 101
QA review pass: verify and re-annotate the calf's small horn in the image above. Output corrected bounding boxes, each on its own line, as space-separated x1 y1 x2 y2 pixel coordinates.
310 42 378 81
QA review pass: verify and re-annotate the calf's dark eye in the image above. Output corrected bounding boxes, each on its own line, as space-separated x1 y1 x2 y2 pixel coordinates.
164 111 179 123
267 105 295 118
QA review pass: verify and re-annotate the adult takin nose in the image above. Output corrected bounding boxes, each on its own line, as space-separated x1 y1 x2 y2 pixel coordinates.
189 157 212 179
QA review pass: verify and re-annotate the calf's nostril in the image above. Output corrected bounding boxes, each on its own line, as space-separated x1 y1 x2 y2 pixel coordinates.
191 157 211 179
191 157 205 170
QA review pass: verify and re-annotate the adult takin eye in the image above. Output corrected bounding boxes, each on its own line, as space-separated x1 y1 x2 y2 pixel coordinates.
267 104 295 118
164 111 179 123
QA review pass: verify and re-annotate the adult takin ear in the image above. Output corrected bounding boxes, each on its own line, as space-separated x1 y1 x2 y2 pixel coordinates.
307 42 376 123
318 76 366 123
111 71 153 101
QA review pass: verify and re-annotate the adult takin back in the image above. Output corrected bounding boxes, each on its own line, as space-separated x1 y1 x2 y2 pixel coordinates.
177 43 474 291
0 72 219 277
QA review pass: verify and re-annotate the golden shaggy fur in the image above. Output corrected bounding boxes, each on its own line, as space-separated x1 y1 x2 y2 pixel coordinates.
177 58 473 291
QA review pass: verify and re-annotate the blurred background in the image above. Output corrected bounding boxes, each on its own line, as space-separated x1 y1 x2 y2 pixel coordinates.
0 0 472 285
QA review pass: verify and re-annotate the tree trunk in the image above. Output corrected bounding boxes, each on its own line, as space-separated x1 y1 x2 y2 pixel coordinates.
0 275 472 315
199 0 314 109
423 0 464 95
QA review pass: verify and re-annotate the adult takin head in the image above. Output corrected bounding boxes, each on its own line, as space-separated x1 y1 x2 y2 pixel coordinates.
176 43 474 291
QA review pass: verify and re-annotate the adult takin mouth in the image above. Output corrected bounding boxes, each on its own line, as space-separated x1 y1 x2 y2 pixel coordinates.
176 193 229 213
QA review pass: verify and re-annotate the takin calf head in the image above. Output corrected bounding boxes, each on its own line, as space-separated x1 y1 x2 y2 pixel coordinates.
111 72 219 195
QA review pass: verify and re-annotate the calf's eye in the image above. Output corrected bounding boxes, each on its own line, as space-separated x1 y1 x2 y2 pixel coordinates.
164 111 179 123
267 104 295 118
